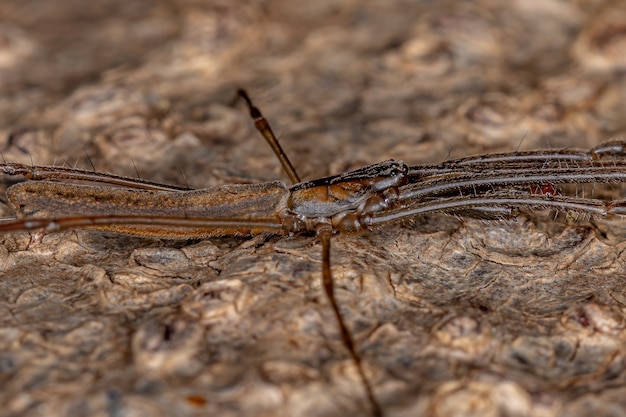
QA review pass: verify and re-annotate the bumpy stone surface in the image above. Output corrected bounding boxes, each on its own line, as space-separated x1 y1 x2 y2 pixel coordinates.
2 0 626 416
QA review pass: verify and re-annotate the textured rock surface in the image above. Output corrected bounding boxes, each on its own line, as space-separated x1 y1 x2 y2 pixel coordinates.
2 0 626 416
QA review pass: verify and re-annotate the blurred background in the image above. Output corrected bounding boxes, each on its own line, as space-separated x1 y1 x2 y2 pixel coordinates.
3 0 625 184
